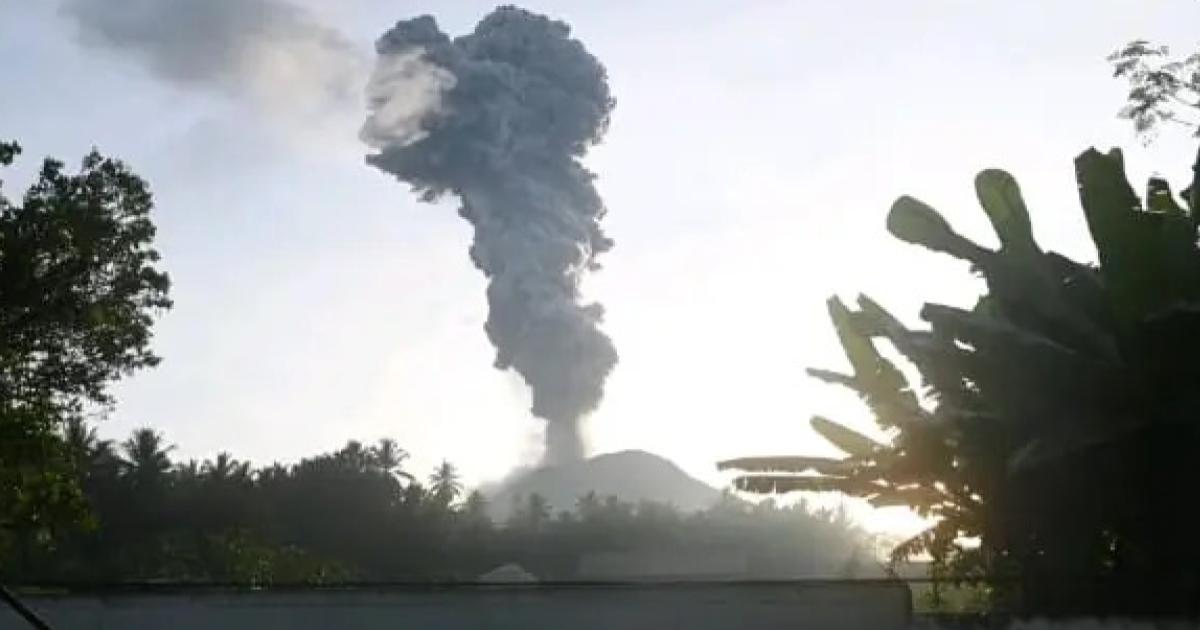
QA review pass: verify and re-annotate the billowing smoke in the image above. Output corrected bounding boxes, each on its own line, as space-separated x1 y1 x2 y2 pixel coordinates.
61 0 364 115
361 7 618 465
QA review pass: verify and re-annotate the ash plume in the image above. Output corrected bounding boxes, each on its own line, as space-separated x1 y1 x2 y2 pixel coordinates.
61 0 365 115
361 7 618 465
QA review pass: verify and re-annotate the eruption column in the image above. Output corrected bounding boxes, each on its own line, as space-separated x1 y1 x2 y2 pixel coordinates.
361 8 618 465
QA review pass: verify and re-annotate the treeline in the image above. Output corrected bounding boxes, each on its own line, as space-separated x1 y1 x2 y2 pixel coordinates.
1 422 870 585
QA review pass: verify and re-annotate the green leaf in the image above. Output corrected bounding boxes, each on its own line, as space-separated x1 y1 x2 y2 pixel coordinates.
868 485 946 508
889 517 965 567
811 416 883 458
733 474 876 496
827 297 877 378
824 297 924 427
718 456 858 475
1006 416 1147 474
853 294 906 337
805 368 856 389
1074 147 1200 320
887 196 991 264
1147 176 1185 215
975 169 1040 256
920 304 1084 367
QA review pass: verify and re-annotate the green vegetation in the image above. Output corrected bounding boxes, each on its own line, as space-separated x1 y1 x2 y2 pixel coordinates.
2 428 867 585
1110 39 1200 140
0 142 171 560
723 148 1200 615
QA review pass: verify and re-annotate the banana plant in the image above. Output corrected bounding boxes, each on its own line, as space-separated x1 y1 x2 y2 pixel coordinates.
721 147 1200 615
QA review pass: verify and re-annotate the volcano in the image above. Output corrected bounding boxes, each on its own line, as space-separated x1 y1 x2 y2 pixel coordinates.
486 450 724 519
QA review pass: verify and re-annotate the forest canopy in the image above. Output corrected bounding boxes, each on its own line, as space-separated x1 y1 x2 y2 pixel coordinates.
3 427 871 585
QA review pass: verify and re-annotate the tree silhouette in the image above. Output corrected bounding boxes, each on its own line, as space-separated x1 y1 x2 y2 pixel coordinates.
63 417 119 481
723 147 1200 615
1110 40 1200 138
0 140 169 560
371 438 414 483
120 428 174 487
429 461 463 506
202 453 251 484
0 141 171 411
4 427 868 585
1110 38 1200 214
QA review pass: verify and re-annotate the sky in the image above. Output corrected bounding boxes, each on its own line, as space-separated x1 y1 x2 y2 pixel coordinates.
1 0 1198 536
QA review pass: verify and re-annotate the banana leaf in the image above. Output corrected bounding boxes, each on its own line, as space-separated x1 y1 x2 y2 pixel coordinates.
853 294 907 338
887 196 993 265
811 415 884 457
975 169 1040 257
1076 147 1200 320
827 297 879 380
732 474 880 496
826 297 923 426
717 456 859 475
804 368 856 389
868 485 948 508
1006 415 1148 474
889 515 969 567
920 304 1093 373
852 296 975 406
1147 176 1185 215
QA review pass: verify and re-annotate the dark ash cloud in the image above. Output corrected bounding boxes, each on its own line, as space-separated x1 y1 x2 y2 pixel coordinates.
362 7 618 465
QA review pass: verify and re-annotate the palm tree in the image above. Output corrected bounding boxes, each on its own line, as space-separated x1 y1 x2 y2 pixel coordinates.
63 417 100 459
62 417 117 478
370 438 413 482
428 460 463 506
120 428 174 487
201 452 251 484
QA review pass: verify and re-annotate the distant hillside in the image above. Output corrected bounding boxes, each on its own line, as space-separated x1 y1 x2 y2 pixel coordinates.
486 450 724 519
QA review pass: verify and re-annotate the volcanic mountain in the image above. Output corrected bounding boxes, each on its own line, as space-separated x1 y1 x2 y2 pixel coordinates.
485 450 724 519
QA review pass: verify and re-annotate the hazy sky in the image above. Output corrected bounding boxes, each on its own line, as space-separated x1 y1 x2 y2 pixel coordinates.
2 0 1197 533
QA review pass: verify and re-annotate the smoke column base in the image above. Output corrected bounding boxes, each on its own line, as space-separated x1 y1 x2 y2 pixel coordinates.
361 8 618 472
543 421 586 467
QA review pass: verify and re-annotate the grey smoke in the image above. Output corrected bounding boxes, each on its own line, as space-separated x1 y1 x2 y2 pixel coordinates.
61 0 364 114
361 7 618 465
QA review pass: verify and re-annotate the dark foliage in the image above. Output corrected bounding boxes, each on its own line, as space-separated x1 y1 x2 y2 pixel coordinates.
4 428 868 585
724 148 1200 616
0 141 170 560
1109 40 1200 139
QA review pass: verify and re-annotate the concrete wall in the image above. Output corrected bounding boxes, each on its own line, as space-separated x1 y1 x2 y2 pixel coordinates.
578 549 751 580
1 582 912 630
910 620 1200 629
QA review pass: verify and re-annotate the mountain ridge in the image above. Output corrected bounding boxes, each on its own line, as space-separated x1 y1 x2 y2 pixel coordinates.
485 449 724 519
